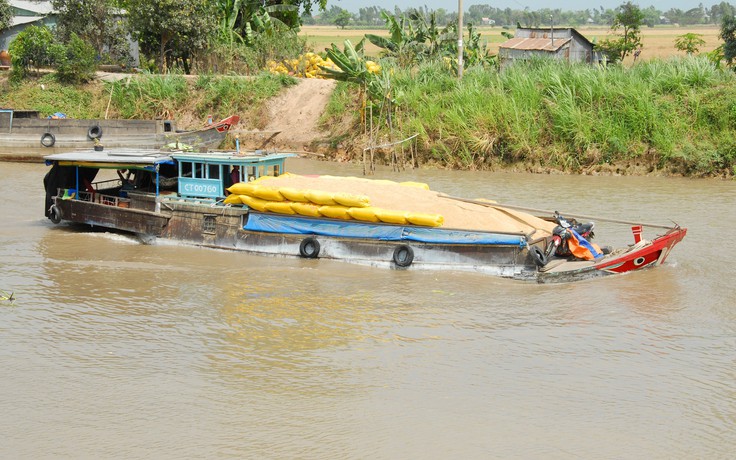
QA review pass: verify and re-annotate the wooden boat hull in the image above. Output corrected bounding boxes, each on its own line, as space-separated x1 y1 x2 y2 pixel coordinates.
0 114 238 156
50 195 542 278
49 192 686 283
52 196 171 236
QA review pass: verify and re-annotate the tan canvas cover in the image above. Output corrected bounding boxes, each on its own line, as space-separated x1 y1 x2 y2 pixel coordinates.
257 174 556 239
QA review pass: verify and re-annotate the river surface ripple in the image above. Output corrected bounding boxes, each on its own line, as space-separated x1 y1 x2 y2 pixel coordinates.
1 159 734 459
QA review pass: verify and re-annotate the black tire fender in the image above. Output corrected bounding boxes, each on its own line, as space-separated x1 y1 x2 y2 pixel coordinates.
299 237 320 258
49 204 62 224
87 125 103 140
530 245 548 267
41 132 56 147
393 244 414 267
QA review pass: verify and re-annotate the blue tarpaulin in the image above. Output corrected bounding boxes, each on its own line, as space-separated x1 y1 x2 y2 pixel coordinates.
243 213 526 246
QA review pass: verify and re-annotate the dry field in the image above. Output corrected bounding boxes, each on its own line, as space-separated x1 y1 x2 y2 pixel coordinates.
300 25 723 62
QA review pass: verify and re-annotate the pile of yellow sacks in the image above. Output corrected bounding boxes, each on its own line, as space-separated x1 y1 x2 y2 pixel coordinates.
266 52 339 79
223 177 444 227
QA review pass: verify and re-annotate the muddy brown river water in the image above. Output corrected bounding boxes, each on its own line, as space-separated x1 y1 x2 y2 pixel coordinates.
1 158 734 458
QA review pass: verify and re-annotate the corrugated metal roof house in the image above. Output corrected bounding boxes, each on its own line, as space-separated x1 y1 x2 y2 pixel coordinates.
1 1 55 51
1 0 139 67
498 28 597 68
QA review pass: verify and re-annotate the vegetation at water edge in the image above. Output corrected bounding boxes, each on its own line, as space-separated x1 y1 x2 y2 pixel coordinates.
321 56 736 177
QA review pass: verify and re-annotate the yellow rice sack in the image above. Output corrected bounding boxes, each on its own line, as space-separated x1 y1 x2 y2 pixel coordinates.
305 190 337 206
227 182 259 195
223 194 242 205
332 192 370 208
251 186 285 202
263 200 296 214
279 187 310 202
290 201 322 217
319 205 351 220
240 194 268 212
400 181 430 190
406 212 444 227
375 208 409 225
347 206 380 223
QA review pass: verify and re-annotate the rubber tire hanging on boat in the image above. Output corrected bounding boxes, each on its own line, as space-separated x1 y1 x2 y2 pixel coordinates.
40 132 56 147
393 245 414 267
49 205 62 224
530 246 548 267
299 237 320 258
87 125 103 140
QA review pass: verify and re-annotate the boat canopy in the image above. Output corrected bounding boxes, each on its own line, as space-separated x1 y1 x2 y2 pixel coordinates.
44 148 174 171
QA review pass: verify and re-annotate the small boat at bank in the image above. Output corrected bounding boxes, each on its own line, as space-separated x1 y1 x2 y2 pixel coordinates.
42 148 686 283
0 109 239 156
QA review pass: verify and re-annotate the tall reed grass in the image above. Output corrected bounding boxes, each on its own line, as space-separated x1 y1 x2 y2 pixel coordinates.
388 56 736 175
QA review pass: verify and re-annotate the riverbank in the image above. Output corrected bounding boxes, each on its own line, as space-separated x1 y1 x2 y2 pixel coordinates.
2 59 735 178
0 71 327 161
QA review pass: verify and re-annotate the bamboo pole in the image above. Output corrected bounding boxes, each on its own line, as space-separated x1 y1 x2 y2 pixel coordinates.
437 194 676 229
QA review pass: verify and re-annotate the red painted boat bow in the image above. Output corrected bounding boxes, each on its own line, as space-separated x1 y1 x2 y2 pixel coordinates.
214 115 240 133
595 226 687 275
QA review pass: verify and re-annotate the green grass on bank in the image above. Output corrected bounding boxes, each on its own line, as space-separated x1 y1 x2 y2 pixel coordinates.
378 56 736 176
0 74 107 118
0 72 296 130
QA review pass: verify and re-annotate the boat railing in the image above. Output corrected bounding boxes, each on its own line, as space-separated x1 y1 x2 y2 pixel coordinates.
92 178 123 189
57 187 130 208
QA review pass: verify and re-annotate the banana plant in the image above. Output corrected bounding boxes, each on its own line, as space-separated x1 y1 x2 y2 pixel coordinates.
319 39 369 84
463 23 497 67
243 5 295 44
365 11 424 67
216 0 244 46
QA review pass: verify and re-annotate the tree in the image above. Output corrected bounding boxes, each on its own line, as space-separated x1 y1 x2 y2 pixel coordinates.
0 0 12 34
8 25 56 79
721 15 736 69
51 0 130 65
596 2 644 62
710 2 735 25
54 32 97 83
675 33 706 54
334 9 352 29
126 0 218 73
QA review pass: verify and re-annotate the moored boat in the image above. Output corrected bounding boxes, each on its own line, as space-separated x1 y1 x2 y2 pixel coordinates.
0 109 239 156
42 147 686 283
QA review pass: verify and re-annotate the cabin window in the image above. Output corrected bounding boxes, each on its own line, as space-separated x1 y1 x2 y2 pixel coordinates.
247 166 257 181
208 164 221 180
266 164 280 176
180 161 193 178
164 121 173 132
202 215 216 234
